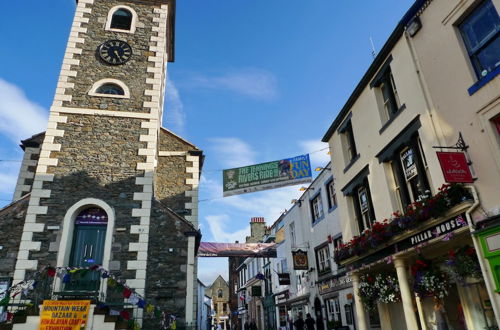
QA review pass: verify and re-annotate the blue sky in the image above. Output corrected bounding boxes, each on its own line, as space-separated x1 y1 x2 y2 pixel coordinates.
0 0 415 284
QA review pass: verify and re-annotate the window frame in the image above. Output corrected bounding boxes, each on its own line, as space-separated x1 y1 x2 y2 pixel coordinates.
351 178 376 233
315 244 331 275
458 0 500 80
325 178 337 211
105 5 138 34
89 79 130 99
310 191 325 224
493 114 500 137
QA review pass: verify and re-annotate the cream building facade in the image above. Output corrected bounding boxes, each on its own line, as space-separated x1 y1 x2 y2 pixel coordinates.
322 0 499 329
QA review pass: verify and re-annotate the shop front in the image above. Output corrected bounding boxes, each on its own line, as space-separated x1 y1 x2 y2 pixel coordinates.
263 295 277 330
276 292 310 329
317 274 354 330
336 186 498 330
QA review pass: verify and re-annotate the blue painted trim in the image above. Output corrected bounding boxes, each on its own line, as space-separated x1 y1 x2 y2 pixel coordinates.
312 214 325 227
309 188 322 201
325 176 334 185
468 66 500 95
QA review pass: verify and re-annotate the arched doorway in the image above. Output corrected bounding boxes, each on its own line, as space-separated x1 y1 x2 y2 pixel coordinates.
66 207 108 291
314 297 325 330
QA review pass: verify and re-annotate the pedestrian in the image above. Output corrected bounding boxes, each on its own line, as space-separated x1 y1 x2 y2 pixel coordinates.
305 313 315 330
249 319 258 330
293 312 305 330
244 321 249 330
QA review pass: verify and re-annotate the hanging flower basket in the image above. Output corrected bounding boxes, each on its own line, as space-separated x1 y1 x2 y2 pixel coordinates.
412 257 449 300
358 272 401 311
445 245 482 284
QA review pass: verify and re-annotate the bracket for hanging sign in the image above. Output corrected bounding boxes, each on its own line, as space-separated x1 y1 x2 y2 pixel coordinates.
432 132 468 152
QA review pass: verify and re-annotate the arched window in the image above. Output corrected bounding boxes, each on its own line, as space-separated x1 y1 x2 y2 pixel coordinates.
217 289 223 298
96 83 124 95
110 9 132 30
106 6 138 34
89 79 130 99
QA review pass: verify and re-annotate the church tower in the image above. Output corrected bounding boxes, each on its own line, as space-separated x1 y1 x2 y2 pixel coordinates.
7 0 202 328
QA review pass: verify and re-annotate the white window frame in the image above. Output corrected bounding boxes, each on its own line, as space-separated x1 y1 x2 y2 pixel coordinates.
105 5 138 34
89 78 130 99
311 193 324 222
316 246 331 273
326 180 337 209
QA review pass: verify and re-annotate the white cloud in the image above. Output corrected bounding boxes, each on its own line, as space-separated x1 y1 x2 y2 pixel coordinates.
163 78 186 134
0 79 48 143
198 258 228 286
208 137 257 168
190 69 278 100
205 214 250 243
299 139 331 169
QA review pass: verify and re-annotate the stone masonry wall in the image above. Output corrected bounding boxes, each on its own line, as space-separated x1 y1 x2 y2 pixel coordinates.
34 114 147 279
143 200 192 329
155 130 200 215
63 0 159 113
0 196 28 277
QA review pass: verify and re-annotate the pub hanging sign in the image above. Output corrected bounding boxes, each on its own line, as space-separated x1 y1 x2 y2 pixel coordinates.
292 249 309 270
436 152 474 183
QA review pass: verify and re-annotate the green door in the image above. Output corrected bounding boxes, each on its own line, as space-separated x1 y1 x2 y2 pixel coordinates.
66 225 107 291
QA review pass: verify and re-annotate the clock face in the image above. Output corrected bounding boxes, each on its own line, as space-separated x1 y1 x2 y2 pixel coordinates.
98 40 132 65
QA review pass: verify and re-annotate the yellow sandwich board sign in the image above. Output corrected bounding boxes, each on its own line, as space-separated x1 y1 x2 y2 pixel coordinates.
39 300 90 330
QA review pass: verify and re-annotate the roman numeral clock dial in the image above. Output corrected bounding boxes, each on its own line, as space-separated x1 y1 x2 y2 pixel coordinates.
98 40 132 65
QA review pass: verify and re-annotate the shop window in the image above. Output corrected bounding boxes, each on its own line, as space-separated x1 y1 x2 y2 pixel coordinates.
326 179 337 210
310 192 324 224
315 245 331 275
354 183 375 232
459 0 500 79
390 137 431 209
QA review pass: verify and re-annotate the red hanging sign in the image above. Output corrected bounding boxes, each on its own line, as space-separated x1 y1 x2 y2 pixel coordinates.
436 152 474 183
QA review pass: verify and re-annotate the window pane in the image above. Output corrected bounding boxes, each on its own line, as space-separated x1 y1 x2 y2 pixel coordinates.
461 1 498 52
476 35 500 75
96 83 124 95
111 9 132 30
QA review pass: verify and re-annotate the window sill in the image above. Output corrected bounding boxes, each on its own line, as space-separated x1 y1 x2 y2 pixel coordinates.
468 66 500 96
312 215 325 227
379 103 406 135
328 205 338 213
343 153 360 174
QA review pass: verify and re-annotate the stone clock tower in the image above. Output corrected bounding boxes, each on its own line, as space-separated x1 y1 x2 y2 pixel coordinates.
2 0 202 328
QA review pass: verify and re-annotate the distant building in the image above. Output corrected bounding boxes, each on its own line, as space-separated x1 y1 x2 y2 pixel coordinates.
207 275 231 329
197 280 211 330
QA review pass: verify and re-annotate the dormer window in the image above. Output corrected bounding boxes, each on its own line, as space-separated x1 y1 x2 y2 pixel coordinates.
111 9 132 30
89 79 130 99
106 6 138 34
97 83 124 95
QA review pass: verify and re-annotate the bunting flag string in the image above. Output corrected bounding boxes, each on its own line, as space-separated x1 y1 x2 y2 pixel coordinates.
0 265 175 323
